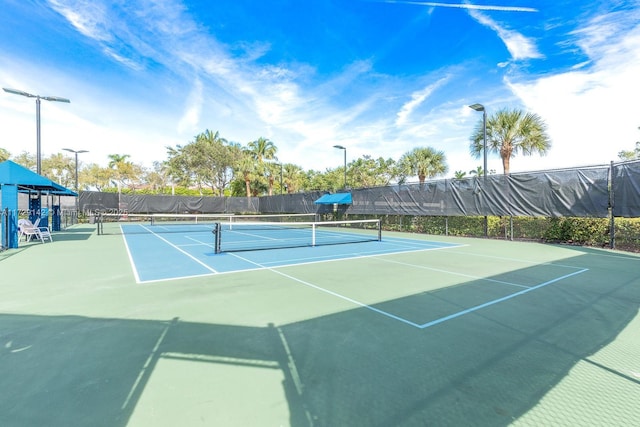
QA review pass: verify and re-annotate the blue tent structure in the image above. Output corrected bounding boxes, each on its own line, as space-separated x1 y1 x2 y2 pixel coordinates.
314 192 352 205
1 160 77 249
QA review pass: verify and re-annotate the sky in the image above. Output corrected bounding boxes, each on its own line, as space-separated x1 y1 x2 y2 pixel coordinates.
1 0 639 177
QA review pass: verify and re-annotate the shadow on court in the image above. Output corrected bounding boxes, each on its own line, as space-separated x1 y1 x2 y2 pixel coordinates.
0 315 309 427
0 249 638 426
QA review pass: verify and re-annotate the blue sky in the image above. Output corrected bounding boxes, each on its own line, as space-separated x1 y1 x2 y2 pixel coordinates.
1 0 639 176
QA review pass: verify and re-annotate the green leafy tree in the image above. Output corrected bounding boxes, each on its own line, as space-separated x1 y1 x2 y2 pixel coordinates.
0 147 10 162
166 130 237 196
618 140 640 161
144 161 171 194
12 152 36 170
305 169 335 192
398 147 448 184
348 156 397 189
454 170 467 179
42 153 74 188
107 154 135 193
470 108 551 175
80 163 112 191
282 163 306 193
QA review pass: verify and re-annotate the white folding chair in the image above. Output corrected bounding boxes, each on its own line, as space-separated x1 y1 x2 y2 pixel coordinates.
34 218 53 243
17 218 52 243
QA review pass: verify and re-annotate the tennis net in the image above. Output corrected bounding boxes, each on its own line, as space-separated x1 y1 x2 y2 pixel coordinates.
213 218 382 253
96 213 317 235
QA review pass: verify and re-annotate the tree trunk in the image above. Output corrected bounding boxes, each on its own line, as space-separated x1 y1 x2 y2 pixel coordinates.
502 155 511 175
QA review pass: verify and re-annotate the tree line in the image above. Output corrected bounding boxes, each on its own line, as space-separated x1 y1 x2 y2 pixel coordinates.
7 108 634 196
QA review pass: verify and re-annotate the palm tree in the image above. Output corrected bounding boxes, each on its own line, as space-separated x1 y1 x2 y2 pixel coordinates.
282 163 305 193
454 170 467 179
237 150 257 198
247 137 277 163
107 153 133 195
398 147 448 184
470 108 551 175
247 137 278 195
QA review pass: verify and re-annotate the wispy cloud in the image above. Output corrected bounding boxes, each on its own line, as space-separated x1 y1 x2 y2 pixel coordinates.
381 1 537 13
467 8 542 62
396 77 449 125
382 0 542 63
47 0 113 42
177 79 204 134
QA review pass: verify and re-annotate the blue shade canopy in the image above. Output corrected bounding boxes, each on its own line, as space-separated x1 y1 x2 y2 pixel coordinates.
314 192 352 205
0 160 77 196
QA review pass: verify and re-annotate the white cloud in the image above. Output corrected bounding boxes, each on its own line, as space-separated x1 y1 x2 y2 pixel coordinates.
507 10 640 171
47 0 113 42
177 79 204 134
382 1 537 13
468 9 542 62
396 77 449 126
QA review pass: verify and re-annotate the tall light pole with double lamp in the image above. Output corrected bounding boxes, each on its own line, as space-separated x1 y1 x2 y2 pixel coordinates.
3 88 71 174
469 103 488 237
333 145 347 189
3 87 70 225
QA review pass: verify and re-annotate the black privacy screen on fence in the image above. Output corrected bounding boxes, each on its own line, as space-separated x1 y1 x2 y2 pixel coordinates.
612 161 640 217
347 166 611 218
79 160 640 219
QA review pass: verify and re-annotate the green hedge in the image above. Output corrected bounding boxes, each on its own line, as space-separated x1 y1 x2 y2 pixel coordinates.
360 214 639 252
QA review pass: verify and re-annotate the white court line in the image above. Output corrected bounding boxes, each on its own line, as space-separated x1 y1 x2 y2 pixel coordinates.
441 248 588 270
416 268 589 329
138 225 219 274
377 257 532 289
135 240 465 284
230 252 589 330
228 252 423 328
120 226 142 283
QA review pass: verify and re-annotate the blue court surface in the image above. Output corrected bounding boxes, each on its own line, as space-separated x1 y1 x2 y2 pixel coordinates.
121 227 462 283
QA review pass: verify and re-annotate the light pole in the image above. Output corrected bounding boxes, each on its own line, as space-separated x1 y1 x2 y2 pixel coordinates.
3 88 71 174
63 148 88 193
63 148 88 221
333 145 347 189
469 103 488 237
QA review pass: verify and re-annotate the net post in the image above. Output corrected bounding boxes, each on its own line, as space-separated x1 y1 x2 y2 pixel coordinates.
312 223 316 246
377 219 382 241
213 222 221 254
97 212 102 235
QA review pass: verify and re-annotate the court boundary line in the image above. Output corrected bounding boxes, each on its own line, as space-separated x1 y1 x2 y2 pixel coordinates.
415 268 588 329
135 240 464 284
377 257 532 289
126 225 219 283
226 249 590 329
120 229 142 283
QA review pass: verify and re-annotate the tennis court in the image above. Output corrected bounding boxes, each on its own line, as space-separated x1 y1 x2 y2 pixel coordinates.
0 223 639 426
107 214 462 282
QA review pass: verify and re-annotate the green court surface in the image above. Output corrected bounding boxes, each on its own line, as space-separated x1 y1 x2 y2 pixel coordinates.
1 225 639 426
